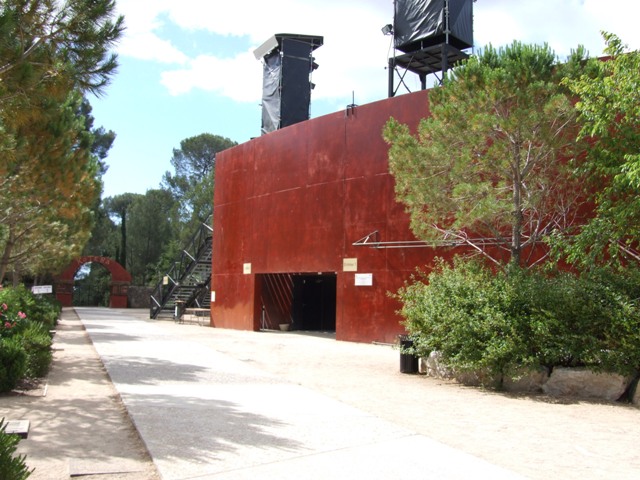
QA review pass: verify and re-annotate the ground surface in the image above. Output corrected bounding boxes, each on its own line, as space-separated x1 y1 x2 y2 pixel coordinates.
1 307 639 479
0 309 159 480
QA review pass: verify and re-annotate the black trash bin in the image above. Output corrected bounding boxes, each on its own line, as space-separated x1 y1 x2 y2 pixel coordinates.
399 335 419 374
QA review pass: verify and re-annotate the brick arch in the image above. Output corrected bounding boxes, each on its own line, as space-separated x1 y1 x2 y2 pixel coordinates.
55 256 132 308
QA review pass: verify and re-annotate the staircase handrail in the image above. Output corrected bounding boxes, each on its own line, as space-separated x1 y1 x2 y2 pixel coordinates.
150 216 213 318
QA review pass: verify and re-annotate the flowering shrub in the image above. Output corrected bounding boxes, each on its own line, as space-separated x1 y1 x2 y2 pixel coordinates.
0 304 28 339
0 285 60 329
0 287 57 392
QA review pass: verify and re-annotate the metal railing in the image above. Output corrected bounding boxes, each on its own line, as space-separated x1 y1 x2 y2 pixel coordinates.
149 217 213 319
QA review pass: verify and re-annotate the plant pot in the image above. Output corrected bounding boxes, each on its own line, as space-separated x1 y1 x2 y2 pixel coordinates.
279 324 290 331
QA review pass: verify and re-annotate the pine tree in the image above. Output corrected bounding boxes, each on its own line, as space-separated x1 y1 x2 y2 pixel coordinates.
384 42 589 268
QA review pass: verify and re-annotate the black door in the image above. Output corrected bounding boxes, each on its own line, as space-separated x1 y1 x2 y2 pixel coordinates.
292 274 336 331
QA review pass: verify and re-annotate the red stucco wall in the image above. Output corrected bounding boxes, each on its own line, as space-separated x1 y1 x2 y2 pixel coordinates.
211 90 446 343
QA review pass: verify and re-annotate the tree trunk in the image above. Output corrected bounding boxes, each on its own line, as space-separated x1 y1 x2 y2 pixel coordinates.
0 227 15 285
119 210 127 268
511 145 523 268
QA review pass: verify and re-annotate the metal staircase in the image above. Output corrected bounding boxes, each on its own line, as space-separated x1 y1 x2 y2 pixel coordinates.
150 218 213 319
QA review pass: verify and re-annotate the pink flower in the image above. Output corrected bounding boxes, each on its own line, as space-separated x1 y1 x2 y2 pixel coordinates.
4 322 10 329
17 311 26 319
1 303 6 311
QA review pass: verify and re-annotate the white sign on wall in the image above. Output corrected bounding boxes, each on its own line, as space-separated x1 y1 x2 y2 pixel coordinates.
354 273 373 286
31 285 53 295
243 263 252 274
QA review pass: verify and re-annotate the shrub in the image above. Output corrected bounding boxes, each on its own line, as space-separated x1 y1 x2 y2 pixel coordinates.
19 323 53 378
0 419 32 479
396 258 640 385
396 259 536 381
0 286 60 329
0 338 28 393
25 294 60 330
0 287 57 386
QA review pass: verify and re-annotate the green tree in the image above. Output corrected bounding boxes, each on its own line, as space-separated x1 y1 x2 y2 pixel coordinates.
0 0 123 161
0 91 101 284
0 0 124 95
162 133 237 232
127 189 176 285
83 204 119 258
559 33 640 266
383 42 588 268
79 97 116 178
0 0 123 283
103 193 139 268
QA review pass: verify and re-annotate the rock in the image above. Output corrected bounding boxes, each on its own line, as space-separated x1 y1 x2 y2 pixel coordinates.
503 368 549 393
418 356 428 374
423 351 454 378
418 351 552 393
631 379 640 407
542 367 630 401
454 370 483 386
455 369 500 388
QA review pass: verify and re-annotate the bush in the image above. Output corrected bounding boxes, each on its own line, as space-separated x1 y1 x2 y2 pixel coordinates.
0 286 57 387
396 258 640 385
0 338 28 393
0 286 60 329
19 323 53 378
0 419 32 479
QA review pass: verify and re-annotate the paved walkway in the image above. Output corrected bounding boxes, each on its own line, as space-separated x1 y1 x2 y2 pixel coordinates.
4 307 640 479
77 307 523 479
0 308 158 479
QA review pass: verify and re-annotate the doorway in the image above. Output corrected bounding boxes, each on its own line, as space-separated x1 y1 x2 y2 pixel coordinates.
292 273 336 332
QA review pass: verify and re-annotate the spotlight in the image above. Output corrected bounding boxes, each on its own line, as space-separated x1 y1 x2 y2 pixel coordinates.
381 24 393 36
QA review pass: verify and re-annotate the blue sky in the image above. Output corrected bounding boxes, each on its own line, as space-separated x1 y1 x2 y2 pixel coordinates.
90 0 640 199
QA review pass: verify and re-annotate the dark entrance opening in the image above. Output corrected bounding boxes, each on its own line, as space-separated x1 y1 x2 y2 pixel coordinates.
258 272 337 332
73 263 111 307
292 273 336 332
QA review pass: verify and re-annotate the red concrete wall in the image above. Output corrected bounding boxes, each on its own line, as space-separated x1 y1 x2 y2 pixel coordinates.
212 90 448 343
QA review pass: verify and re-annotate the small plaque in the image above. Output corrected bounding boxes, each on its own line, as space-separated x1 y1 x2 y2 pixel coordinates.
243 263 252 274
4 420 30 439
343 258 358 272
211 291 216 302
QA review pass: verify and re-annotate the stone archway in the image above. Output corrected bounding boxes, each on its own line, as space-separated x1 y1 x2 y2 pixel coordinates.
55 256 132 308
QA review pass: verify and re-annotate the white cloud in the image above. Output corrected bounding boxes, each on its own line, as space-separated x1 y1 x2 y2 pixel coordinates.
146 1 393 104
160 50 262 102
474 0 640 57
115 0 640 104
583 0 640 50
119 31 189 64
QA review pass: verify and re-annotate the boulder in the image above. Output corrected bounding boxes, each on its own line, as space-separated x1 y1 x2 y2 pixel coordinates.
542 367 630 401
631 379 640 407
502 368 549 393
422 351 454 378
454 369 502 388
420 352 545 391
